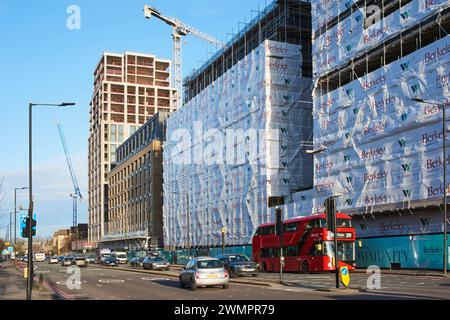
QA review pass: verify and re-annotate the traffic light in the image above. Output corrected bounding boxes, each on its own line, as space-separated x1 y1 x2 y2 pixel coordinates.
31 217 36 237
275 207 283 236
21 217 37 238
325 197 336 232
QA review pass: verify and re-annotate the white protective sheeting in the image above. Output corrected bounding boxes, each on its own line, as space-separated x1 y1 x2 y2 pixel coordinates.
312 0 450 79
163 40 313 247
291 35 450 215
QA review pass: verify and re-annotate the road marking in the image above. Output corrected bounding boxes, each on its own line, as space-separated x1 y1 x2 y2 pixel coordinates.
96 284 102 287
98 279 125 284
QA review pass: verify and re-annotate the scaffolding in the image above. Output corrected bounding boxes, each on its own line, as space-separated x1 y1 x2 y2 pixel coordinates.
183 0 312 104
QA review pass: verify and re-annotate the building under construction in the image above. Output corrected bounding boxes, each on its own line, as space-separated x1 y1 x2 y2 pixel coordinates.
304 0 450 270
183 0 312 103
164 0 313 253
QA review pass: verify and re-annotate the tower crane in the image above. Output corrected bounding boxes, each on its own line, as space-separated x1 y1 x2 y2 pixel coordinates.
57 124 82 227
143 5 226 107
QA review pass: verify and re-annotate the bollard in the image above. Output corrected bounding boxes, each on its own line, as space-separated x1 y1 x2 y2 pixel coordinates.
39 273 44 291
24 267 28 279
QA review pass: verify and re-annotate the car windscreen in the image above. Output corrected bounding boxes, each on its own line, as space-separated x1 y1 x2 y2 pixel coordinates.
197 260 223 269
228 255 250 262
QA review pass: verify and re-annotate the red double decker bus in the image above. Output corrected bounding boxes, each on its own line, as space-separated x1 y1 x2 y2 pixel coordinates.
252 213 356 273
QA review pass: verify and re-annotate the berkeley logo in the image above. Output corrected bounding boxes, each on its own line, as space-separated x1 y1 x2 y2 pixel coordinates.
284 79 290 85
398 139 407 148
401 113 408 122
282 161 288 168
400 62 410 71
420 218 430 227
345 199 353 206
410 83 420 94
355 14 363 23
402 163 411 173
282 111 288 117
352 107 359 115
400 11 410 20
346 176 353 183
283 95 290 101
346 44 353 52
403 189 412 198
283 178 291 184
346 88 354 98
280 127 288 134
344 155 350 162
281 145 288 151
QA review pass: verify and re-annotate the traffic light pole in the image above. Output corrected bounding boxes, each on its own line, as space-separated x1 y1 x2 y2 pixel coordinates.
27 103 33 301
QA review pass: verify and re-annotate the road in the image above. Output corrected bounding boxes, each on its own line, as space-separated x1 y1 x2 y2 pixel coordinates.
33 262 332 300
25 262 450 300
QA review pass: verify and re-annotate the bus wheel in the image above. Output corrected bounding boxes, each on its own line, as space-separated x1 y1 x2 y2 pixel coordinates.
301 261 310 274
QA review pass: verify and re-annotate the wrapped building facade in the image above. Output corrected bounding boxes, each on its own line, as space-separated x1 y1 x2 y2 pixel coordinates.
163 40 313 248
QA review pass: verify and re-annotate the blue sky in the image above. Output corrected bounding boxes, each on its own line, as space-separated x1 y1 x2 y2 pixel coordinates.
0 0 269 239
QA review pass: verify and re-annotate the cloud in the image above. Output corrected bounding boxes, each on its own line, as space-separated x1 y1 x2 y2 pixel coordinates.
0 152 88 237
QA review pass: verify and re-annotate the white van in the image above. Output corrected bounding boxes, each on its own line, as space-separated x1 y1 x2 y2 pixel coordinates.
113 252 128 264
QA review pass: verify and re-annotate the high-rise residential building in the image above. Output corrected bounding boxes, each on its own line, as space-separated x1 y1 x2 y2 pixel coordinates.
88 52 177 245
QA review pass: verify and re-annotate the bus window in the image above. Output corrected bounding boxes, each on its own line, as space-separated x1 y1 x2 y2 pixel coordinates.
284 223 298 233
287 246 297 257
337 219 352 228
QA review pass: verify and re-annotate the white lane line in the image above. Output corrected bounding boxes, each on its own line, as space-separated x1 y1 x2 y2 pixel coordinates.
98 279 125 284
96 284 102 287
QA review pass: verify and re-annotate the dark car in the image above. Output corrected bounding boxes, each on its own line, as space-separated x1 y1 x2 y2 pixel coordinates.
58 256 65 263
100 256 118 267
215 254 258 278
61 256 74 267
130 257 144 267
142 256 170 271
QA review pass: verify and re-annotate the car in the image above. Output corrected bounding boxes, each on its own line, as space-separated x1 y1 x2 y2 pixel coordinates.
215 254 259 278
100 256 118 267
61 256 74 266
129 257 144 267
58 256 65 263
85 256 95 264
142 256 170 271
179 257 229 291
72 257 88 268
48 256 59 264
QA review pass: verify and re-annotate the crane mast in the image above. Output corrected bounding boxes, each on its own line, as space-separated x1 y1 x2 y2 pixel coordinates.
57 124 82 227
143 5 225 107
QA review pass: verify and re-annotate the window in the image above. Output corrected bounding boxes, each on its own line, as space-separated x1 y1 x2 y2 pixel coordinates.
130 125 138 135
118 125 124 143
284 223 298 233
111 145 117 163
110 124 117 142
286 246 297 257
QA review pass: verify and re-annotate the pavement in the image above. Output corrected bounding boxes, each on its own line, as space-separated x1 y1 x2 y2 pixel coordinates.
0 261 59 300
9 261 448 300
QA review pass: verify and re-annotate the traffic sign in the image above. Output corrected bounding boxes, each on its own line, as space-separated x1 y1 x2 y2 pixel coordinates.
340 266 350 287
7 247 13 253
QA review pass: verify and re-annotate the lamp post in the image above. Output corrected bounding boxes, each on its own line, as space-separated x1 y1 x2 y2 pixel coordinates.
14 187 28 246
27 102 76 300
412 98 448 275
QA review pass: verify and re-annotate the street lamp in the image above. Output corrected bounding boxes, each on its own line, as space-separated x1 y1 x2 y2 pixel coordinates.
27 102 76 300
14 187 28 246
412 98 448 275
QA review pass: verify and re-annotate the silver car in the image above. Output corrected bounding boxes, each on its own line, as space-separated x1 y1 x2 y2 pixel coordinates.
179 257 229 291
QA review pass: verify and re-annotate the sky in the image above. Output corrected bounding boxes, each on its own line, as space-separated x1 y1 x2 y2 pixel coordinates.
0 0 271 239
